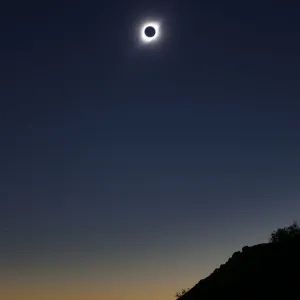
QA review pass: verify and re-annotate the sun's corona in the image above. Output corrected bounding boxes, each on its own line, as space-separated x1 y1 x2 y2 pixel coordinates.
140 22 160 43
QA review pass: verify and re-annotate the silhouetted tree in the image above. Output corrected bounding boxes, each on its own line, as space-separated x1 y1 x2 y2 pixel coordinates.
269 220 300 243
175 288 190 299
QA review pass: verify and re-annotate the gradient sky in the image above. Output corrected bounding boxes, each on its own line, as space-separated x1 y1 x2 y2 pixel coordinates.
1 0 300 299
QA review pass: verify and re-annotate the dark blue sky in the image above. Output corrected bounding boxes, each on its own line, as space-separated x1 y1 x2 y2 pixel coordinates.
1 1 300 299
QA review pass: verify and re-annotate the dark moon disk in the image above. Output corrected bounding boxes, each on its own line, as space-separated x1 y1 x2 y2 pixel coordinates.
144 26 156 38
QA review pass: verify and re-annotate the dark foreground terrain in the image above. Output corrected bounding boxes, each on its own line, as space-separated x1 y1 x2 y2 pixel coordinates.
178 236 300 299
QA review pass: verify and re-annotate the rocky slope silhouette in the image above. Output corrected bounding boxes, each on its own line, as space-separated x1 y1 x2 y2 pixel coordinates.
178 236 300 298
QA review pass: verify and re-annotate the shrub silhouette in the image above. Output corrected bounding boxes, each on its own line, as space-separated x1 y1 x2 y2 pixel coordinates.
269 220 300 243
175 288 190 299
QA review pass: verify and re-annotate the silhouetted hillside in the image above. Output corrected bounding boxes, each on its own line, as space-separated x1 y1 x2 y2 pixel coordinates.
177 233 300 298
